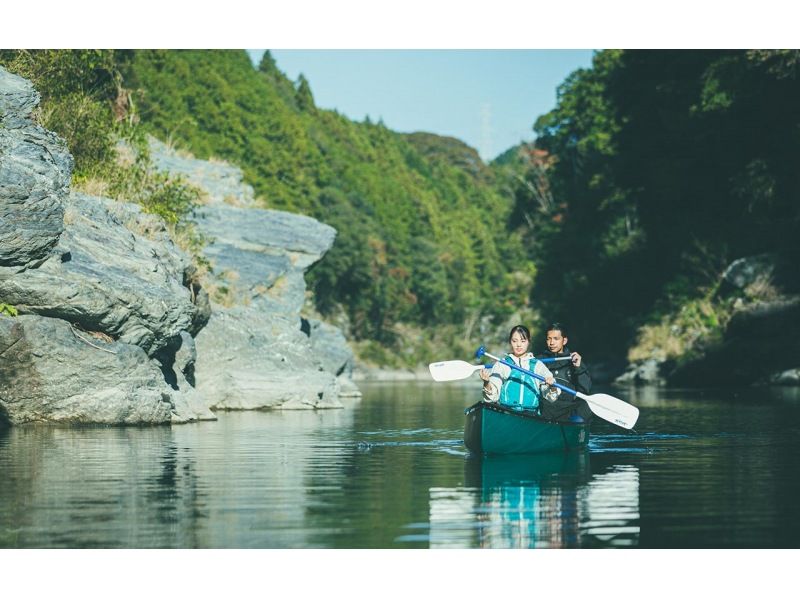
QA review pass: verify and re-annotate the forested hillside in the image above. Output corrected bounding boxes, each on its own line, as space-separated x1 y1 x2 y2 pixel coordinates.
508 49 800 358
121 50 532 360
6 49 796 371
1 50 535 367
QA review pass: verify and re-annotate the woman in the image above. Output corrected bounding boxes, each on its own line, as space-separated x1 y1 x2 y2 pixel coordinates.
479 325 556 410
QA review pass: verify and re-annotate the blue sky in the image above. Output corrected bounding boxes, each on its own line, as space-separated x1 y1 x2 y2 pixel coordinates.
248 50 595 162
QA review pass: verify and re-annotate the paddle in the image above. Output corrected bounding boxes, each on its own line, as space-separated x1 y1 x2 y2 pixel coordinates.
474 346 639 430
428 356 573 383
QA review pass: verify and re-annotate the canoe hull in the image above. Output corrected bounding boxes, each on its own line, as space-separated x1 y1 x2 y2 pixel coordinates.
464 401 589 455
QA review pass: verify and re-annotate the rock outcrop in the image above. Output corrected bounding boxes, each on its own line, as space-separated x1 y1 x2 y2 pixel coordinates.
616 253 800 387
2 193 201 356
148 138 360 409
0 315 208 424
304 317 361 398
666 297 800 387
148 139 257 209
0 68 68 269
0 66 359 425
614 359 665 386
0 67 214 425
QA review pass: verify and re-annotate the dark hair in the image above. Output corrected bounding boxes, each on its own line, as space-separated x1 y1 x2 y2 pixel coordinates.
546 322 568 337
508 325 530 342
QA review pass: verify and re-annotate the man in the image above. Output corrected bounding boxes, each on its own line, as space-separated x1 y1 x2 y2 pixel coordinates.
536 323 593 423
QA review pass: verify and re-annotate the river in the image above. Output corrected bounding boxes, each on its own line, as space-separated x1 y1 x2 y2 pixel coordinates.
1 382 799 548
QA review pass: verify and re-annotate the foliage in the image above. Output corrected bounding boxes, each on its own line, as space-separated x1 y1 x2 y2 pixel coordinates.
627 294 733 364
9 49 793 368
121 50 529 345
0 50 126 177
0 304 18 317
0 50 205 266
515 49 800 359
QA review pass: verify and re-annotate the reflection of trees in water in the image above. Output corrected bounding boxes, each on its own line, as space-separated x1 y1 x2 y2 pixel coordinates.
429 453 640 548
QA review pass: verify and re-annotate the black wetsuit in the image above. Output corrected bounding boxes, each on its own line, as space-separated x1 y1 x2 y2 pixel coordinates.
536 348 593 423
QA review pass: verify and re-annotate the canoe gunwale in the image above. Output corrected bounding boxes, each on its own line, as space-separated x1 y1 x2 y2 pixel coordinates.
464 400 588 427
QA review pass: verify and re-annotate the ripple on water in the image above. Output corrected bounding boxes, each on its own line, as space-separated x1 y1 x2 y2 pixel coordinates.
2 385 799 548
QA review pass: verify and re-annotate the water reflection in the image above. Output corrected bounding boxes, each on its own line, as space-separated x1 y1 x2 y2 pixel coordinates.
0 409 356 548
578 463 640 546
429 453 640 548
5 381 798 548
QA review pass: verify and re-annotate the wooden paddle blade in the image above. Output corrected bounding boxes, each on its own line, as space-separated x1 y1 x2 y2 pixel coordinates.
577 392 639 429
428 360 482 382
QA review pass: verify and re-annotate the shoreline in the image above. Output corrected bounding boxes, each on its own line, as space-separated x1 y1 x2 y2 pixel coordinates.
352 366 430 382
352 364 482 387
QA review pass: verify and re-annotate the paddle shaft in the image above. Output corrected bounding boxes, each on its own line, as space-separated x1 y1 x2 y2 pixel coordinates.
481 351 580 397
538 356 573 364
482 356 570 368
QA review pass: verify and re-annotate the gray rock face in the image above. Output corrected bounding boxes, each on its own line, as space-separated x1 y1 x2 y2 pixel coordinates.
305 318 361 398
191 206 344 410
771 369 800 385
614 359 666 386
193 308 341 410
721 254 775 290
148 140 359 409
0 67 69 268
1 192 199 357
0 68 214 425
193 204 335 312
0 315 212 425
305 318 351 376
148 137 256 208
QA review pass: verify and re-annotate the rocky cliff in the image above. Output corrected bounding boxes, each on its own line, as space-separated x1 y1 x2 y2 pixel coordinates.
149 138 360 410
0 66 213 425
1 67 358 425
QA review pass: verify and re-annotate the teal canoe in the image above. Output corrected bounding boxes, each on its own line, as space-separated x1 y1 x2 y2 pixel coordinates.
464 401 589 455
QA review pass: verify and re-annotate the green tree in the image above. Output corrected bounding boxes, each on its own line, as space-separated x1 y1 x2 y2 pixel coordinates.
295 74 315 112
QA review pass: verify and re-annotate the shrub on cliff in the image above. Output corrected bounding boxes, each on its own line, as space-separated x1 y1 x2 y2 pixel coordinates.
0 50 204 264
0 304 18 317
0 50 123 176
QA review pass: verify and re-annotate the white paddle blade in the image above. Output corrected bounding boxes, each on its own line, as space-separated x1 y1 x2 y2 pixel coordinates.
576 392 639 429
429 360 482 382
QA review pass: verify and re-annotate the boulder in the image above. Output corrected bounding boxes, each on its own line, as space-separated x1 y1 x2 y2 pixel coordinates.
304 317 361 398
0 315 213 425
771 369 800 386
194 308 340 410
721 254 776 290
614 359 666 386
192 203 334 313
191 205 345 409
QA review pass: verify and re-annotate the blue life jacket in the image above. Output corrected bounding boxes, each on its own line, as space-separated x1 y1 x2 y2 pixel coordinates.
498 354 543 410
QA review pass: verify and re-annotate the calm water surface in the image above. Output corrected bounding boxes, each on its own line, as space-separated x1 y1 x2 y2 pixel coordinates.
2 382 800 548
